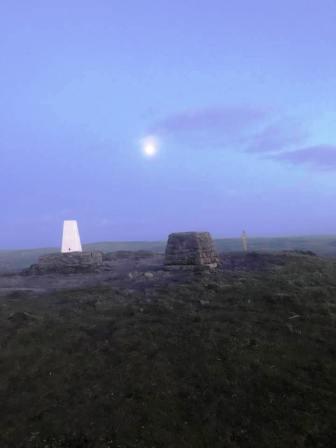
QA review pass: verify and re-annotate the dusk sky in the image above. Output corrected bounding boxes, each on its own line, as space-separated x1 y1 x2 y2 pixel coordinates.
1 1 336 249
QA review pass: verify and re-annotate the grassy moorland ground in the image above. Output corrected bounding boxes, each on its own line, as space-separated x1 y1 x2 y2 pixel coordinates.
0 252 336 447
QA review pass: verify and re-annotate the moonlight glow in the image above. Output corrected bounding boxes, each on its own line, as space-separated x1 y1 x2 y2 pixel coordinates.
141 136 159 157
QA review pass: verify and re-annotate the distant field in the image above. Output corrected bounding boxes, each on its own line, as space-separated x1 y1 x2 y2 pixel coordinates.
1 235 336 272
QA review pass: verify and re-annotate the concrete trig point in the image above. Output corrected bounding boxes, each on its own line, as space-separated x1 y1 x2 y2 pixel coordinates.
61 220 82 253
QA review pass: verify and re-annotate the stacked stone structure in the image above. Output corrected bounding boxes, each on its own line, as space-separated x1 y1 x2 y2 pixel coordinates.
165 232 219 268
26 251 103 274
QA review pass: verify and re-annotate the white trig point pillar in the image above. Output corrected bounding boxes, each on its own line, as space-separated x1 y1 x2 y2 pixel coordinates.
61 220 82 253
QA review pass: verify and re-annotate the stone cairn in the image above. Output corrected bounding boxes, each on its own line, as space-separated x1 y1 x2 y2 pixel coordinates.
165 232 219 268
26 251 103 274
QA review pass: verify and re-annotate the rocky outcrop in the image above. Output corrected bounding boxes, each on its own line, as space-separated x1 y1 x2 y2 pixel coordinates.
165 232 219 267
25 251 103 274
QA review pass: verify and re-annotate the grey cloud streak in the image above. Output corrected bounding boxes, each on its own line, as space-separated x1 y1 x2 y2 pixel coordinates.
150 106 270 136
271 145 336 171
247 122 307 153
148 105 336 171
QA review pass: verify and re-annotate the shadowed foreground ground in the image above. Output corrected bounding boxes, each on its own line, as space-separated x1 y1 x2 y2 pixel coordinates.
1 252 336 447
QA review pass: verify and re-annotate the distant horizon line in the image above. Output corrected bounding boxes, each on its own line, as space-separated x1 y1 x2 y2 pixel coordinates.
1 233 336 252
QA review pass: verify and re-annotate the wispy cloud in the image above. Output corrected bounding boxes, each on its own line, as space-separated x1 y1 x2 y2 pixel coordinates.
150 106 269 136
148 105 305 154
271 145 336 171
247 122 307 153
148 105 336 172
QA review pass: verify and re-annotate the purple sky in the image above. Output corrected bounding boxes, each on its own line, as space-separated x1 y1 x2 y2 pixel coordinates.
1 0 336 249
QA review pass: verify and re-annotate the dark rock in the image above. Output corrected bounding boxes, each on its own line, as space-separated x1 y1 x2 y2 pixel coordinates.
284 249 317 256
8 311 39 325
24 251 103 274
165 232 219 267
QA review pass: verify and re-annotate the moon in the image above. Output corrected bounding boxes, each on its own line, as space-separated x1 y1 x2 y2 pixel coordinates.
141 136 159 157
